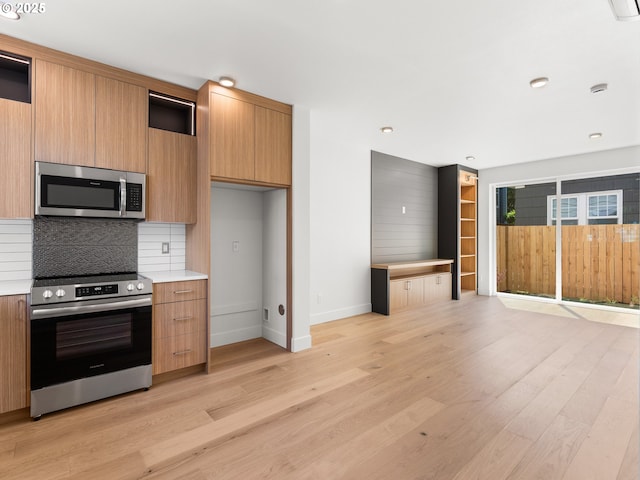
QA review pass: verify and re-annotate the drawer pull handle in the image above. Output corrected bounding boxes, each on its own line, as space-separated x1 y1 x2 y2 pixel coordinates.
173 316 193 322
173 289 193 294
173 349 192 356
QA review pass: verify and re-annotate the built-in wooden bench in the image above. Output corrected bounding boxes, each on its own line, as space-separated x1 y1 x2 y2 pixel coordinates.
371 259 453 315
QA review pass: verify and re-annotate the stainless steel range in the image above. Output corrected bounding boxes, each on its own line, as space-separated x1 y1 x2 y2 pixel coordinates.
29 273 153 419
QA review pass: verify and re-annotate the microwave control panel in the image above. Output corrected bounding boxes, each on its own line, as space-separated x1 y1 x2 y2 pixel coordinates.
126 184 143 212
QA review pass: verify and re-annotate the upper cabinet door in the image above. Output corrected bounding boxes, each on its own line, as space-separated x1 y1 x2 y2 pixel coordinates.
0 99 31 218
147 128 197 224
35 60 95 166
210 93 255 181
254 106 292 186
95 77 147 173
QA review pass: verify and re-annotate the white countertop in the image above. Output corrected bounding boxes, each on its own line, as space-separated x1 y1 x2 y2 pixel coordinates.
0 279 32 296
138 270 208 283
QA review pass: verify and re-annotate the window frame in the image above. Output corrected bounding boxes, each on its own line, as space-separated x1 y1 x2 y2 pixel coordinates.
547 189 623 225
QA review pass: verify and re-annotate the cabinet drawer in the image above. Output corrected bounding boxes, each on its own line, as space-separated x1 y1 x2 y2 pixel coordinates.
153 299 206 339
153 331 206 375
153 280 207 304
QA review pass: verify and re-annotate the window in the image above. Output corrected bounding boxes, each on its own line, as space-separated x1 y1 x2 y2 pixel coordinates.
547 190 622 225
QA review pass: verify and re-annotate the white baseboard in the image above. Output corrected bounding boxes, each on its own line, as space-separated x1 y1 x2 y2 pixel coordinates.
262 325 286 349
309 303 372 326
291 334 312 352
209 325 262 348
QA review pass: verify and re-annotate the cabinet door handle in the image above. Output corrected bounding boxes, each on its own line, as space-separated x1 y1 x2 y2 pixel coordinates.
173 289 193 294
406 280 412 290
173 349 192 356
173 316 193 322
436 276 441 285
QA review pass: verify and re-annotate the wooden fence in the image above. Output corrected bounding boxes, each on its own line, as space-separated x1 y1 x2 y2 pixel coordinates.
497 224 640 305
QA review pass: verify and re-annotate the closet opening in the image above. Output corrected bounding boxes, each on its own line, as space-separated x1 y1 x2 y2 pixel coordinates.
209 182 289 351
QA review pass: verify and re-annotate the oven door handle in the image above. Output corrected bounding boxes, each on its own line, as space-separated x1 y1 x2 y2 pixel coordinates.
31 297 152 320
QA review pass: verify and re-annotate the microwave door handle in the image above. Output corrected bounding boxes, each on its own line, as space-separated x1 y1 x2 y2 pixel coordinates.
120 178 127 217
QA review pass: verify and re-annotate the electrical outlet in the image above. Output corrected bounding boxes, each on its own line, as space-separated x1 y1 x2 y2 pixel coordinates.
232 240 240 252
161 242 170 254
263 308 270 322
317 292 323 304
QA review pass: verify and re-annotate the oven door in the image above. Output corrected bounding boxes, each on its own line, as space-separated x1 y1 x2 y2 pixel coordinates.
30 296 152 390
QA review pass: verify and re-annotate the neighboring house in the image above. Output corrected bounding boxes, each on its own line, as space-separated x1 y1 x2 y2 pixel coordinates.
496 172 640 226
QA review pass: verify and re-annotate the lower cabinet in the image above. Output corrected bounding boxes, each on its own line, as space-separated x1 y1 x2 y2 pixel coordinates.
0 295 27 414
371 259 454 315
152 280 207 375
390 277 425 311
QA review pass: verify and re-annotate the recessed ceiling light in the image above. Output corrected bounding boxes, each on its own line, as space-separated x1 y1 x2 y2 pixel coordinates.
219 76 235 88
589 132 603 139
590 83 608 94
529 77 549 88
465 156 475 162
0 2 20 20
380 126 393 133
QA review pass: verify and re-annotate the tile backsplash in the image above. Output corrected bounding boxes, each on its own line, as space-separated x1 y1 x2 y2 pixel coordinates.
0 219 186 282
0 220 32 281
33 216 138 278
138 223 186 272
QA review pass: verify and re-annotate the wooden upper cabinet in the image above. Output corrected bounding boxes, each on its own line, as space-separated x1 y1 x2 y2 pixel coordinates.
255 106 292 185
205 84 292 187
0 99 31 218
0 295 27 414
35 60 95 166
147 128 197 223
95 76 147 173
210 92 255 181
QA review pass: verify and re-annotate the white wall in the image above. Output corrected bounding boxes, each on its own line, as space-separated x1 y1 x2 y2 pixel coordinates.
291 106 312 351
262 189 287 348
477 145 640 296
210 187 264 347
308 111 373 325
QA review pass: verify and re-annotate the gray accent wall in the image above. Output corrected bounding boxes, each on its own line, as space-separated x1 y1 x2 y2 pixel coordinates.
371 151 438 264
33 217 138 278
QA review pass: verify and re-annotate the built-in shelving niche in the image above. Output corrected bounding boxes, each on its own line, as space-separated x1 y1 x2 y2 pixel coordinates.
0 51 31 103
149 91 195 135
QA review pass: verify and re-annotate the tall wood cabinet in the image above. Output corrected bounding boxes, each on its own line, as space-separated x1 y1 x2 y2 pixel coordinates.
205 82 292 187
438 164 478 299
0 98 31 218
0 295 27 414
34 60 95 167
95 76 148 173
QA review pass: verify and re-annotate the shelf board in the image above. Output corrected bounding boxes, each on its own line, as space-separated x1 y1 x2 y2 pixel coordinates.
460 254 476 258
460 199 475 204
461 218 476 222
460 236 476 240
460 271 476 277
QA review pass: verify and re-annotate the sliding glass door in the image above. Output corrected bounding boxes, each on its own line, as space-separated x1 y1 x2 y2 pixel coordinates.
495 172 639 310
495 182 557 299
560 173 639 308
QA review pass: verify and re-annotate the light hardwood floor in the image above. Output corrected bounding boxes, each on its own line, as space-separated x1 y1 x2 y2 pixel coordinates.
1 295 638 479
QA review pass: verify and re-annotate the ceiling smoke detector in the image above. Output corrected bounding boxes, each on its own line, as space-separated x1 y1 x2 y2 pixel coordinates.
608 0 640 21
590 83 608 94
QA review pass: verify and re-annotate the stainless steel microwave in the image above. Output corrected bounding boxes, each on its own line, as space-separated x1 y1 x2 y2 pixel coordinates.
35 162 146 219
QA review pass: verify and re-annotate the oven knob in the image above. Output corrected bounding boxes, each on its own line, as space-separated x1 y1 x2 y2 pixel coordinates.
55 289 66 298
136 282 145 291
127 283 135 292
43 289 53 299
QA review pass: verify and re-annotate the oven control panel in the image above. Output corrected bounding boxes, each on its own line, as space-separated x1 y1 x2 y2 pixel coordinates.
76 284 118 297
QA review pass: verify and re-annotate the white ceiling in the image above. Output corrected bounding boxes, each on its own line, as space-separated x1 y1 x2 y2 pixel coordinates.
2 0 639 169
